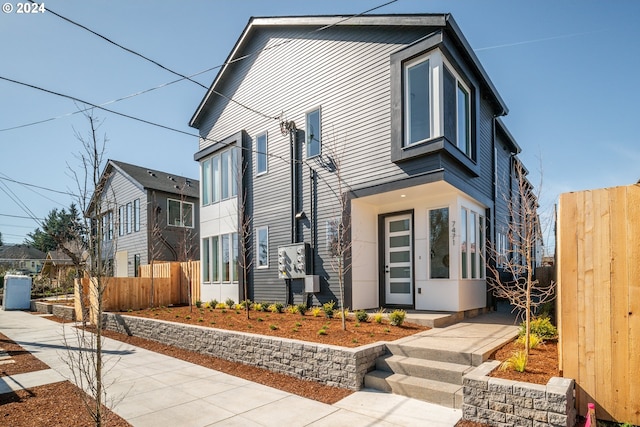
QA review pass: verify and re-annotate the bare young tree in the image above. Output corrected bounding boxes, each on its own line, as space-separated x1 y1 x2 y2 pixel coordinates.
237 184 253 319
65 110 115 426
324 138 352 332
486 159 555 361
175 181 198 312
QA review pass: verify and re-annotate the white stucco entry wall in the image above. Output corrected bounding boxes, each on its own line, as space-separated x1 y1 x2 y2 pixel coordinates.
350 181 488 312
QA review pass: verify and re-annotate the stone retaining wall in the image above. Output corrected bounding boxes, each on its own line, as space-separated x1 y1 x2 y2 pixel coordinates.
463 361 576 427
102 313 387 390
31 301 76 320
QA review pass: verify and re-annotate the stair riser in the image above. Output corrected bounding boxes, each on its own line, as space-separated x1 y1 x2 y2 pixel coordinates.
387 380 460 409
378 359 467 385
385 344 472 365
363 373 391 392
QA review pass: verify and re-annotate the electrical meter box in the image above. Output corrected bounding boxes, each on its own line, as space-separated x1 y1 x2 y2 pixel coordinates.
2 274 32 310
277 243 311 279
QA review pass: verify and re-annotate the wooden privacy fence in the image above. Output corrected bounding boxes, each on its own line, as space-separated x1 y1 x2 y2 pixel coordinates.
557 184 640 423
75 261 200 322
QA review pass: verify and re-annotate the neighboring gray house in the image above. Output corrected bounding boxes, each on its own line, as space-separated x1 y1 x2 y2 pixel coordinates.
190 14 534 311
87 160 200 277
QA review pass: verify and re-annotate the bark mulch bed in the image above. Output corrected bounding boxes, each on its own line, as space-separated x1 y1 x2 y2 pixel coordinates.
489 339 559 385
0 332 130 427
123 305 429 348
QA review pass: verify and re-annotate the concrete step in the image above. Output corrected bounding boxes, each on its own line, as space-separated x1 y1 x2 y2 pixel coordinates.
376 354 474 385
385 342 473 365
365 371 463 408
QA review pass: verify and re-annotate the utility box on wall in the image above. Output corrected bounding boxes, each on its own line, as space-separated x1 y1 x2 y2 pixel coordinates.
277 243 311 279
304 275 320 293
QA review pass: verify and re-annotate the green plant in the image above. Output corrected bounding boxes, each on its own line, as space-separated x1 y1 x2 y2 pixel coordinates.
257 317 264 322
286 305 298 314
269 324 279 330
225 298 235 307
352 339 358 344
233 303 243 311
311 307 322 317
215 302 228 310
520 316 558 340
292 327 298 332
175 315 181 318
384 328 390 333
500 350 527 373
322 301 336 318
195 300 202 308
373 308 386 324
388 309 406 326
317 328 327 335
355 310 369 323
295 322 302 327
296 303 308 315
210 299 218 308
268 302 284 313
197 317 204 323
240 299 251 309
127 308 133 312
335 308 350 320
517 333 543 349
185 315 191 320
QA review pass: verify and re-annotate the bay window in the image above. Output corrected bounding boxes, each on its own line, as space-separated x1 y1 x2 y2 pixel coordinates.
202 233 238 283
201 148 238 206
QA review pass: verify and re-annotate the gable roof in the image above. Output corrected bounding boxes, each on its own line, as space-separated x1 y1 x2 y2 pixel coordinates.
87 160 199 216
189 13 508 129
0 244 46 261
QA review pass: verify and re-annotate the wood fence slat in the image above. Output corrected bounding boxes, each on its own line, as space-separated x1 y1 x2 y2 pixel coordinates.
626 185 640 424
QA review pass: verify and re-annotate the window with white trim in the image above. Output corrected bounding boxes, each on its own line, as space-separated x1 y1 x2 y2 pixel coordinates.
403 49 473 158
460 207 485 279
202 233 238 283
126 202 132 234
201 148 238 206
167 199 194 228
429 207 450 279
306 108 321 158
256 132 268 175
256 226 268 268
118 206 125 236
133 199 140 232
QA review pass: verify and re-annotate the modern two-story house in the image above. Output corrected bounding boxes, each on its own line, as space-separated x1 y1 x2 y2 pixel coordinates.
87 160 200 277
190 14 533 312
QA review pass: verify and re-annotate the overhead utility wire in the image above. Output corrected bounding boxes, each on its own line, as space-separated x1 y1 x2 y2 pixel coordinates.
0 65 218 133
31 0 277 121
5 0 397 132
0 176 75 196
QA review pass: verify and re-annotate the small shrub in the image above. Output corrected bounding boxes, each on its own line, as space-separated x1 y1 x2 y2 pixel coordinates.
215 302 228 310
295 322 302 327
317 328 327 336
240 299 251 309
225 298 235 307
210 321 216 325
195 300 202 308
373 308 385 324
352 339 359 344
233 303 243 311
127 308 133 312
286 305 298 314
210 299 218 308
292 327 298 332
185 315 191 320
517 333 543 349
257 317 264 322
520 316 558 340
269 324 279 330
384 328 390 333
355 310 369 323
252 302 264 312
500 350 527 373
336 308 350 320
197 317 203 323
311 307 322 317
355 323 360 328
268 302 284 313
296 303 308 315
323 301 335 318
175 315 181 318
389 309 406 326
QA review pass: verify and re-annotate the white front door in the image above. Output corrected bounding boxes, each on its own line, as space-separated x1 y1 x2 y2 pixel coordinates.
384 214 413 305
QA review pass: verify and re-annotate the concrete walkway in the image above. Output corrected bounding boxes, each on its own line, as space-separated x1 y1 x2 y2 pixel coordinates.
0 309 462 426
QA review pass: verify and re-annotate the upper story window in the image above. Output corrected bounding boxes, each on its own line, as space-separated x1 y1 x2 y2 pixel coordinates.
256 226 268 268
201 148 238 206
404 50 472 157
168 199 194 228
306 107 321 158
256 131 268 175
133 199 140 232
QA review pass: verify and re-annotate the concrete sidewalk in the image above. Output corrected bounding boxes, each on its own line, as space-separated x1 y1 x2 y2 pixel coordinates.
0 309 462 426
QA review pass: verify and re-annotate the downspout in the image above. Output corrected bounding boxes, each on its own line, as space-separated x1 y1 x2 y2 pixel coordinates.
491 116 498 310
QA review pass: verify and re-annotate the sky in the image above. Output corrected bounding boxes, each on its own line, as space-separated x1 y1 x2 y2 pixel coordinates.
1 0 639 248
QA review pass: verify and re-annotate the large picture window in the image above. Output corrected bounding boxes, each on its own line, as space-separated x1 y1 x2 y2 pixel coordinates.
167 199 194 228
202 233 238 283
402 49 474 159
201 148 237 206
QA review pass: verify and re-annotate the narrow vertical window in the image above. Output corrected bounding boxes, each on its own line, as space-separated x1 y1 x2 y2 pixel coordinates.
306 108 321 158
256 227 269 268
256 132 268 175
168 199 181 226
134 254 140 277
232 232 238 282
222 234 230 282
202 238 210 282
429 208 450 279
118 206 124 236
126 202 132 234
461 208 468 279
470 211 478 278
406 59 430 145
212 155 220 202
457 82 471 156
133 199 140 232
212 236 219 282
478 215 485 279
231 148 238 197
202 158 211 205
221 151 230 200
182 202 193 228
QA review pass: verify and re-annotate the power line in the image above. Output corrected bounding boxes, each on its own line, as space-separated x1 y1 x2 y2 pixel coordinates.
0 213 44 221
0 176 75 196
